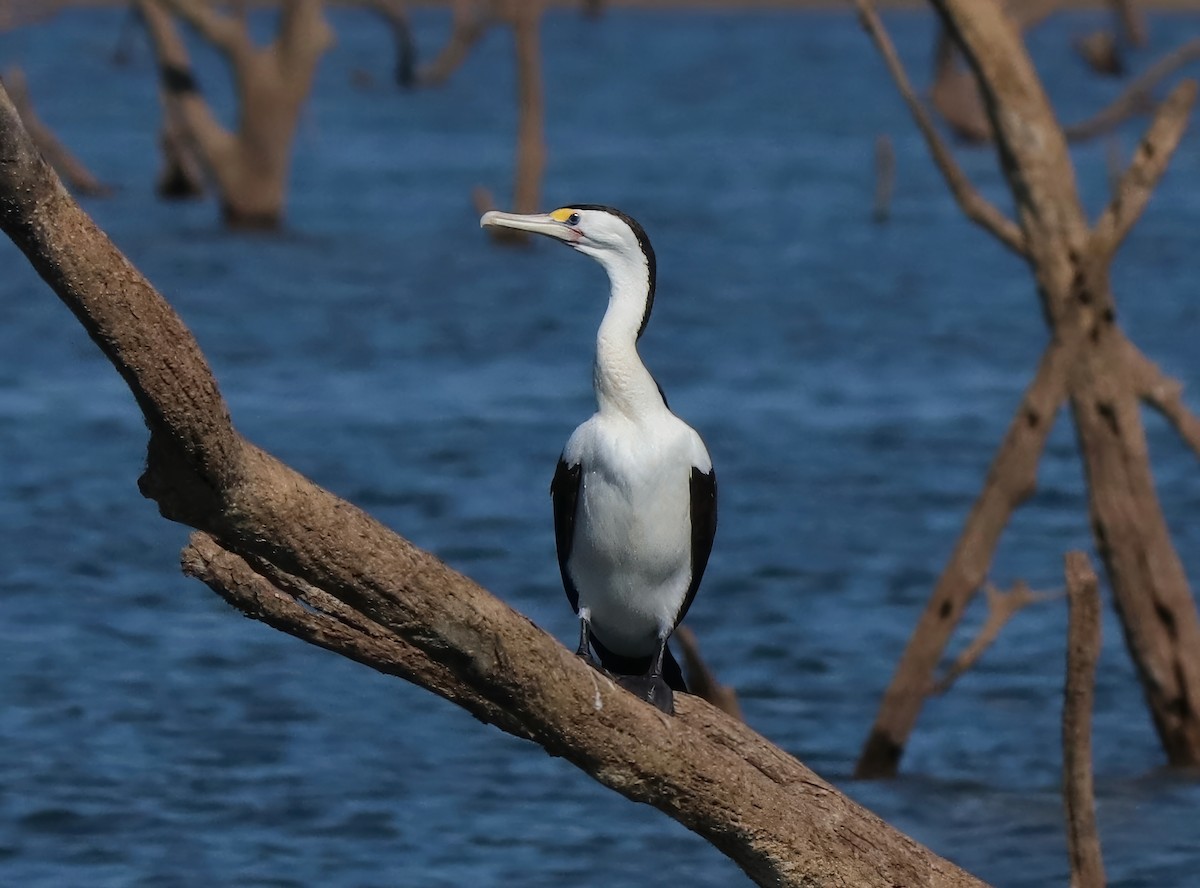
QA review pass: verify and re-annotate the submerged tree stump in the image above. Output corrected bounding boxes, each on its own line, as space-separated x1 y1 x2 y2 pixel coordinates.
854 0 1200 779
135 0 333 228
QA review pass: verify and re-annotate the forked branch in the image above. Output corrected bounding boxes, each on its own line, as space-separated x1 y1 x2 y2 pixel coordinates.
1090 78 1197 260
854 0 1026 257
931 580 1059 696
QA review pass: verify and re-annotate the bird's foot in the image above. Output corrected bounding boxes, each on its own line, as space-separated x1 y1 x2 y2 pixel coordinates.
574 644 601 669
617 674 674 715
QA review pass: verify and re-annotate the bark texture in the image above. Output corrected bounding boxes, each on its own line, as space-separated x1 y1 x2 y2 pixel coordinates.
1063 552 1106 888
855 0 1200 778
135 0 333 227
0 82 989 888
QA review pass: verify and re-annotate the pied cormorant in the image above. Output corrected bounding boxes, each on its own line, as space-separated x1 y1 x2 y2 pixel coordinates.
481 205 718 715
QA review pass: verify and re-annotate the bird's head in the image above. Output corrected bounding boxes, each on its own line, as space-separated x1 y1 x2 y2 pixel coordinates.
481 205 653 267
481 205 658 337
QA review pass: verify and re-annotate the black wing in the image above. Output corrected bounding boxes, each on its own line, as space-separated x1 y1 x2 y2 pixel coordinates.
550 457 583 613
675 466 717 627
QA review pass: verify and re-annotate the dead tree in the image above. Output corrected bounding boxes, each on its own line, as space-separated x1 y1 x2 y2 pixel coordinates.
0 80 990 888
934 3 1195 145
854 0 1200 779
135 0 333 228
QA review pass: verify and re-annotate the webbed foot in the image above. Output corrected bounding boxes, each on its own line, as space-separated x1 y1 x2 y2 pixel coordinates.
617 673 674 715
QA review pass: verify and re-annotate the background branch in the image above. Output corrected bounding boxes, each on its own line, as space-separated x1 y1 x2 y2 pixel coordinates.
1089 78 1197 260
931 581 1059 696
1063 552 1106 888
854 1 1026 256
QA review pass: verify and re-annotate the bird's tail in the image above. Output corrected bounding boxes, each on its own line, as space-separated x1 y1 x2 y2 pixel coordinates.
589 634 687 692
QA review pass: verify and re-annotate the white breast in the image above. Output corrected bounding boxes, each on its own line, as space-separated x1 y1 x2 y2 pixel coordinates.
563 409 710 657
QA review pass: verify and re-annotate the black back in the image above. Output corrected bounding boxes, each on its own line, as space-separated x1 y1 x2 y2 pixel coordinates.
677 466 718 627
550 458 583 612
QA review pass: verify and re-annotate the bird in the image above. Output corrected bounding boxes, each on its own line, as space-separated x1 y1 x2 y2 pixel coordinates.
481 205 717 714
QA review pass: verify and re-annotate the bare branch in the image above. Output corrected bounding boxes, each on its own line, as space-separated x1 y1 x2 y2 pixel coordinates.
675 626 743 721
156 0 252 63
1 65 112 197
1122 337 1200 462
358 0 418 87
1066 39 1200 142
854 0 1027 257
1063 552 1106 888
931 581 1060 696
1113 0 1147 49
274 0 335 74
418 0 493 86
136 0 238 176
856 341 1070 778
1089 79 1197 261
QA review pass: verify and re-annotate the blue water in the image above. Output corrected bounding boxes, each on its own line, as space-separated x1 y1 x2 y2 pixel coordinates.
1 6 1199 886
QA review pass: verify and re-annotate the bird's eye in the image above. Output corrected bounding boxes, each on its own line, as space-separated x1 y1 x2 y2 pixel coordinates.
566 213 580 226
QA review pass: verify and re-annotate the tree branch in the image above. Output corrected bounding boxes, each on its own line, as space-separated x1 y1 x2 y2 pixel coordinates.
854 0 1027 257
0 81 989 888
1122 337 1200 462
1 65 112 196
1063 552 1106 888
931 580 1059 696
856 340 1070 778
417 0 493 87
1089 78 1197 261
1065 38 1200 143
274 0 335 75
156 0 252 63
675 626 743 721
136 0 238 178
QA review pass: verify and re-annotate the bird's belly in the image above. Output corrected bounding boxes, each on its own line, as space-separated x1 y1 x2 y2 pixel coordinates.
567 472 692 657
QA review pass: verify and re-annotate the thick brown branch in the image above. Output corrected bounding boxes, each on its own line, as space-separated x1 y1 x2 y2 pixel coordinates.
182 532 527 730
1090 79 1197 261
0 83 238 499
0 80 989 888
1063 552 1106 888
854 1 1026 257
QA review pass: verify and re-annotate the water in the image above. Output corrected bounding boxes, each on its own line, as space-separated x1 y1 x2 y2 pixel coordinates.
1 6 1199 887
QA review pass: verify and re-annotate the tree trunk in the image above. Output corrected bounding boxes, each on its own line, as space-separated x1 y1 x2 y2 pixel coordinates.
855 0 1200 778
136 0 332 228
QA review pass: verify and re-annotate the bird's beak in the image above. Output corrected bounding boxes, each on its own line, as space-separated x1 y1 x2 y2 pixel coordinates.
480 210 577 243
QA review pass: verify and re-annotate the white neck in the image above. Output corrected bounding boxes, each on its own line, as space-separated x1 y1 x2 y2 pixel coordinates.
590 249 662 419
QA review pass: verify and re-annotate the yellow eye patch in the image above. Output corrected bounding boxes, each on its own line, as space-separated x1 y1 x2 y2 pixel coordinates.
549 208 576 222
